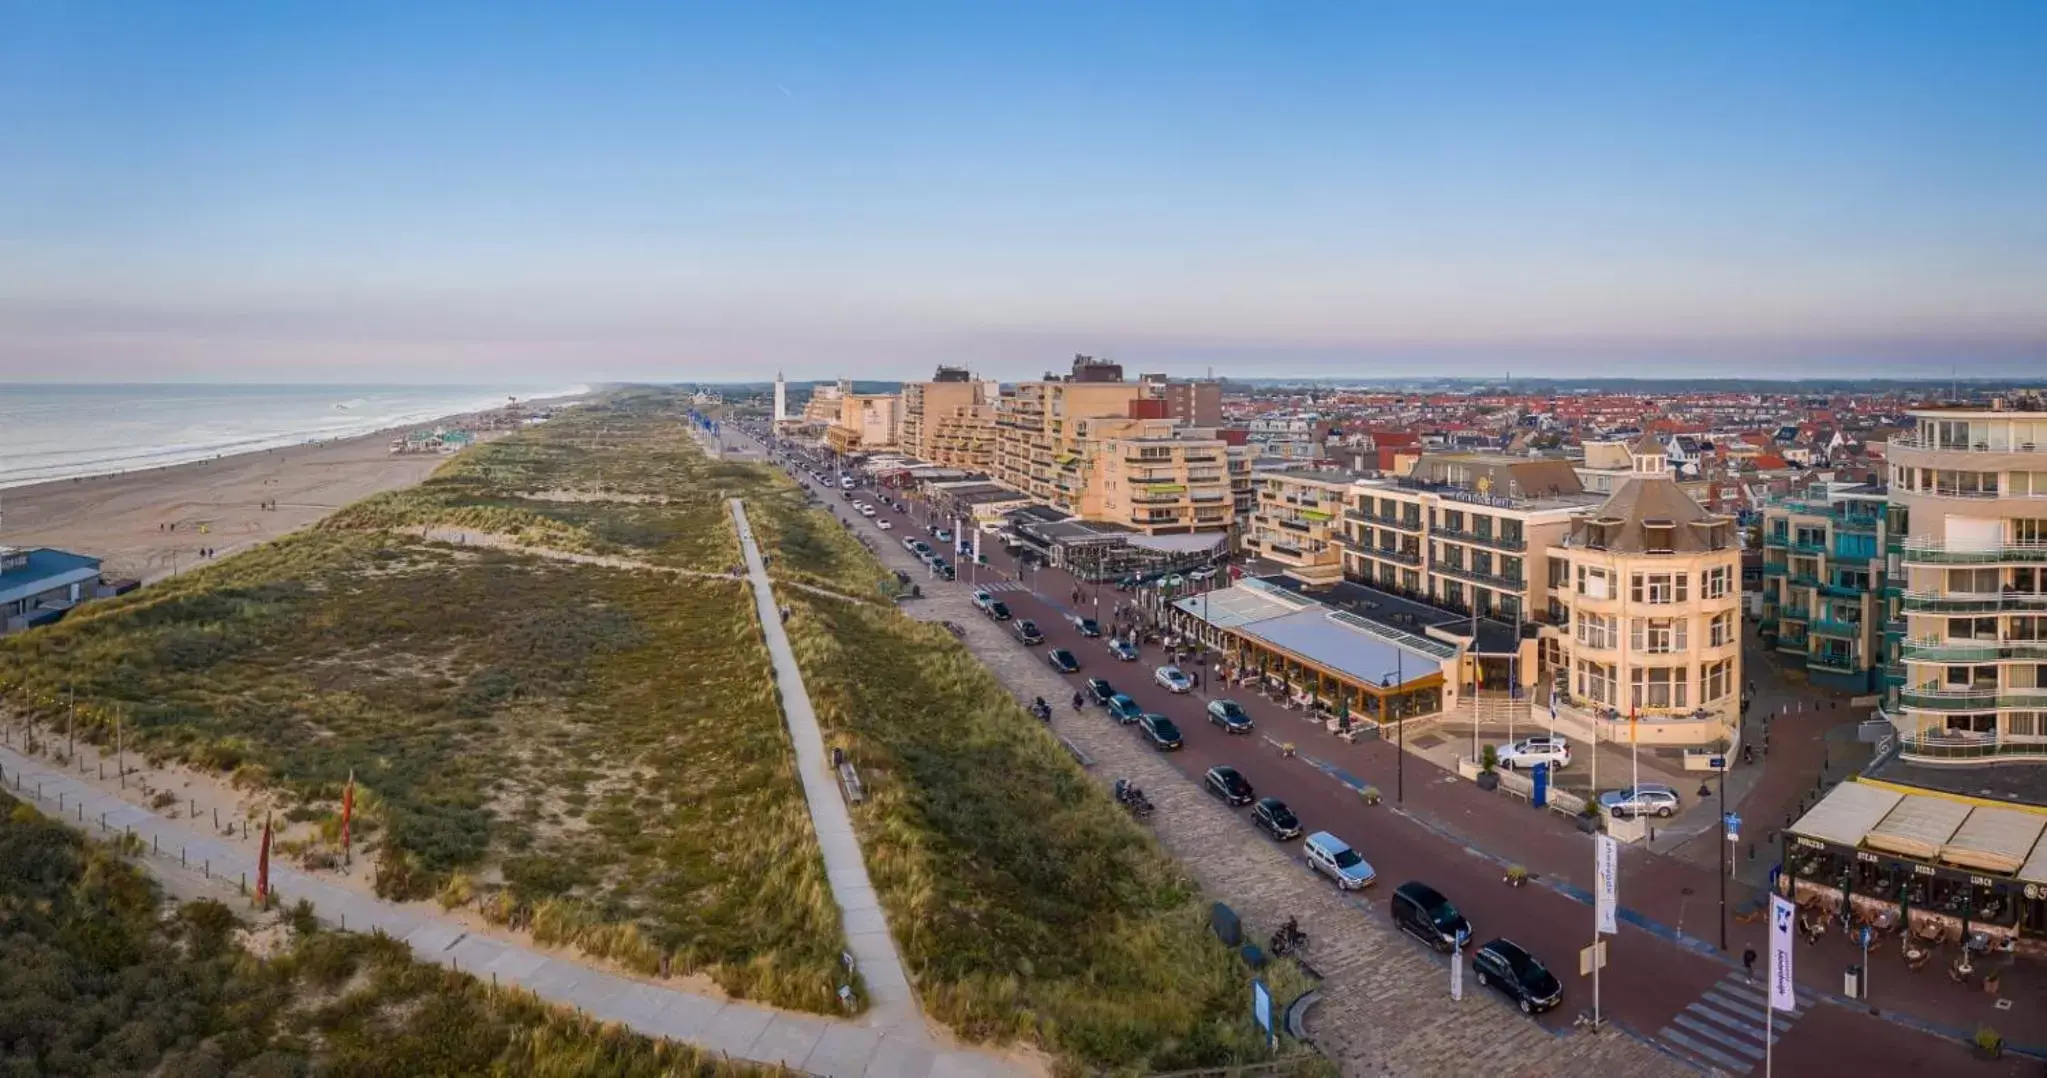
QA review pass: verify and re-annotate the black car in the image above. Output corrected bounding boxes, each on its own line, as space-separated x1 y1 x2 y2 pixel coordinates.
1047 648 1081 674
1473 939 1563 1015
1072 617 1102 638
1204 766 1254 806
986 601 1011 621
1136 713 1182 750
935 562 955 581
1084 678 1117 706
1206 699 1254 734
1250 797 1303 841
1390 880 1473 955
1014 619 1044 645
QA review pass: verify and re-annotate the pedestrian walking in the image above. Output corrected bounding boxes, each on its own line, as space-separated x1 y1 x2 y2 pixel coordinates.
1742 945 1757 983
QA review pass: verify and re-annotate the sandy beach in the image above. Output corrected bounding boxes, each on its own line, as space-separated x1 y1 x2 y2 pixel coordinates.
4 425 478 583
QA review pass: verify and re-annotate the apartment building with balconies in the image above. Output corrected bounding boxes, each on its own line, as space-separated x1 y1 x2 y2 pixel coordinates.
992 365 1146 502
1339 452 1600 623
901 367 999 468
1243 470 1359 584
1550 464 1745 729
1883 400 2047 762
1759 483 1891 691
1073 417 1249 536
824 392 901 454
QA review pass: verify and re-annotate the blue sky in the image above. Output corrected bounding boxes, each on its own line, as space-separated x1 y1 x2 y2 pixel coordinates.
2 1 2042 382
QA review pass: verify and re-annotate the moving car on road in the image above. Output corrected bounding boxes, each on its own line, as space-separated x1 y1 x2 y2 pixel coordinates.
1472 939 1563 1015
1206 699 1254 734
1084 678 1117 706
1107 638 1140 662
1250 797 1303 841
1598 783 1681 818
1154 665 1193 693
1303 832 1376 890
1204 765 1255 807
1106 694 1144 723
934 529 952 543
1013 619 1044 645
876 519 892 530
1070 616 1102 638
985 601 1011 622
970 588 994 611
1136 713 1182 750
1390 881 1472 954
1046 648 1081 673
1497 735 1572 770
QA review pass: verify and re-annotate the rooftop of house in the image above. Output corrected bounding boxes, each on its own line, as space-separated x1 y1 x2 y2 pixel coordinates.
0 547 104 607
1258 575 1526 654
1566 476 1733 554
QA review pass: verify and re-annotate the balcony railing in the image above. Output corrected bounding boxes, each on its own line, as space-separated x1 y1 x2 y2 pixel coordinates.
1435 562 1528 592
1364 546 1423 566
1345 507 1424 531
1821 580 1867 598
1788 573 1822 589
1900 541 2047 565
1812 617 1863 638
1897 734 2047 762
1431 525 1528 552
1888 435 2047 454
1901 637 2047 662
1898 686 2047 711
1762 563 1787 576
1764 532 1789 547
1791 540 1828 556
1808 653 1861 673
1901 590 2047 612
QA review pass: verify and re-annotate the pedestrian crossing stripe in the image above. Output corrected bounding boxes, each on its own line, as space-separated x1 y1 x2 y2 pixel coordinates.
1652 974 1817 1075
974 580 1030 593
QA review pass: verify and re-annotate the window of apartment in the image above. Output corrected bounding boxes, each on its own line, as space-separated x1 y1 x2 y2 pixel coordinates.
1951 616 1999 640
1472 552 1494 577
1499 594 1521 622
1702 566 1732 600
1473 514 1494 540
1631 667 1687 710
2010 616 2046 642
2014 519 2047 545
1709 611 1734 647
1631 617 1688 653
1944 665 1997 690
1400 569 1421 593
1442 509 1465 532
1501 556 1524 585
2011 712 2042 739
1549 558 1570 588
1502 520 1525 547
1578 566 1613 599
1577 613 1617 649
1630 572 1686 604
1444 581 1465 608
2009 472 2047 497
1948 568 1999 594
1578 660 1615 706
1704 659 1732 702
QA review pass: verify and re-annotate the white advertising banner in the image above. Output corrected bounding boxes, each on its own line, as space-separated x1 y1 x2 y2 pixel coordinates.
1594 833 1619 935
1450 943 1463 1001
1769 894 1797 1011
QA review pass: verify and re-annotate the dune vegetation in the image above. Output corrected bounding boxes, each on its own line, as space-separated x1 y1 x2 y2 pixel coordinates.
0 790 786 1077
0 392 860 1014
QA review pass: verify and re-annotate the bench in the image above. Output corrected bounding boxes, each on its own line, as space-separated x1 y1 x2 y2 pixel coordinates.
1060 736 1095 768
838 761 865 804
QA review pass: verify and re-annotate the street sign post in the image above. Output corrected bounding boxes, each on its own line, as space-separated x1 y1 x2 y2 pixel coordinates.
1450 943 1464 1001
1251 979 1275 1051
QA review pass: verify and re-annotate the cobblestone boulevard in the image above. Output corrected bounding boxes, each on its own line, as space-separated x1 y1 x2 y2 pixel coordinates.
892 559 1687 1077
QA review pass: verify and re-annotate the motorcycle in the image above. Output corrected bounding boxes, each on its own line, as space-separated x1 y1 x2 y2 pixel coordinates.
1072 692 1085 712
1270 917 1309 957
1112 778 1155 819
1029 698 1052 722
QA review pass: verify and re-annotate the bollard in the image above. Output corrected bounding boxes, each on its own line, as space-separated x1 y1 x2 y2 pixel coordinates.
205 860 210 879
240 873 246 894
99 812 106 831
58 792 63 811
153 835 158 854
182 846 187 867
213 807 219 829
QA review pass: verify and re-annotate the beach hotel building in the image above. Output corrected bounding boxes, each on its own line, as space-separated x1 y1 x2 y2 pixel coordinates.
1883 399 2047 762
1 546 104 637
1243 470 1357 585
824 391 902 454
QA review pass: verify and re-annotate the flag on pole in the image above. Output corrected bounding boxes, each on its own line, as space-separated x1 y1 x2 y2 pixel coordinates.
1594 833 1619 935
340 770 356 860
1629 706 1639 744
1768 894 1797 1010
256 812 273 906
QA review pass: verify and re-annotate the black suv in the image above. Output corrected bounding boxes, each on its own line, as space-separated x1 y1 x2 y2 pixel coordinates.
1013 619 1043 645
1250 797 1302 841
1137 712 1182 750
985 601 1011 621
1473 939 1562 1015
1390 881 1472 954
1084 678 1117 706
1204 766 1254 807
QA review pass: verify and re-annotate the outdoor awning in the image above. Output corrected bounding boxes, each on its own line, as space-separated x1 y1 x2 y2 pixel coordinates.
1863 795 1971 861
2022 831 2047 886
1787 782 1902 849
1940 806 2047 875
1235 608 1449 690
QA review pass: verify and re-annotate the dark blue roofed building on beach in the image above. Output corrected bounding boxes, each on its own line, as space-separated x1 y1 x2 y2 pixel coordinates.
1 546 104 636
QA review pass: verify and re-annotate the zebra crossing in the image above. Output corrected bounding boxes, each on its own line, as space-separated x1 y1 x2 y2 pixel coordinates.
1653 973 1819 1075
971 579 1031 593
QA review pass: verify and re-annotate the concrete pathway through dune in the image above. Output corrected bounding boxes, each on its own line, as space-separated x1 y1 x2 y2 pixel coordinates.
727 501 939 1047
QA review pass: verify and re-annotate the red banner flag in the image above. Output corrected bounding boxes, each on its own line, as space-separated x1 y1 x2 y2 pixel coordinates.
256 812 273 905
340 770 355 859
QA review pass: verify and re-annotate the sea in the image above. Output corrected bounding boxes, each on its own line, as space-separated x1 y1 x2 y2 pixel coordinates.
0 383 589 489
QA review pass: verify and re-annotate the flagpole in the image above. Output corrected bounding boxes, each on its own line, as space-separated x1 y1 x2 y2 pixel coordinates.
1509 605 1521 749
1469 605 1480 764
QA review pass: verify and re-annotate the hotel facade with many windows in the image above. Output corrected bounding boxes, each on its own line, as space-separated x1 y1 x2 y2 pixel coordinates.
1885 402 2047 761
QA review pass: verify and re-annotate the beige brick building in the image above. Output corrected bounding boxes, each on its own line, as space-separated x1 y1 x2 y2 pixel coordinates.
1070 417 1251 535
899 367 999 468
992 370 1146 503
1244 470 1355 583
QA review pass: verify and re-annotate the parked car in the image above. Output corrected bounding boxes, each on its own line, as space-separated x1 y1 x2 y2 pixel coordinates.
858 504 876 517
1106 694 1144 723
1204 766 1255 807
902 537 923 553
1303 832 1376 890
1071 616 1102 638
1107 638 1140 662
1013 619 1044 645
1046 648 1080 674
1389 881 1472 954
934 529 952 543
1206 699 1254 734
1497 735 1572 770
985 601 1011 621
1473 939 1563 1015
876 519 892 530
934 561 955 581
970 589 994 611
1153 665 1193 693
1250 797 1303 841
1188 567 1217 582
1084 678 1117 706
1599 783 1681 818
1137 713 1182 750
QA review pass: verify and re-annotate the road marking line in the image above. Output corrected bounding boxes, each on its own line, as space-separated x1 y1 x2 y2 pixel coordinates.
1671 1013 1766 1061
1685 1001 1776 1045
1657 1026 1754 1074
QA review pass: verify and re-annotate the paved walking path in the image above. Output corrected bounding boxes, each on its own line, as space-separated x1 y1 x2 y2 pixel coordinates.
728 499 1022 1078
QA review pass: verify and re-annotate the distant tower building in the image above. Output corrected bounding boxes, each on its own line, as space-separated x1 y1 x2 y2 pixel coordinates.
773 370 787 423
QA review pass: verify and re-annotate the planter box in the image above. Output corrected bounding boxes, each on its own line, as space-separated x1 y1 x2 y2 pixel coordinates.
1575 814 1602 834
1475 771 1500 792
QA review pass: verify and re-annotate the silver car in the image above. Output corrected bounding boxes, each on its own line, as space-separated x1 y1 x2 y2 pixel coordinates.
1598 783 1681 818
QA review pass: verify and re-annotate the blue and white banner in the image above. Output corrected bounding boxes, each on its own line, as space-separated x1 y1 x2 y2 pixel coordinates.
1769 894 1797 1011
1594 833 1619 936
